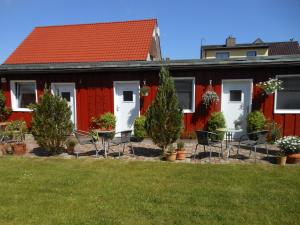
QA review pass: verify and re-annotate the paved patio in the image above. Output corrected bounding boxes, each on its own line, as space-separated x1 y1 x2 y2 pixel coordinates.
13 134 280 164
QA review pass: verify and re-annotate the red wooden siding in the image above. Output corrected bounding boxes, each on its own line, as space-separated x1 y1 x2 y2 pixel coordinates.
2 66 300 136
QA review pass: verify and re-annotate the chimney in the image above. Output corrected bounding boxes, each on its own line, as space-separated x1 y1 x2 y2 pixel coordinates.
226 36 236 47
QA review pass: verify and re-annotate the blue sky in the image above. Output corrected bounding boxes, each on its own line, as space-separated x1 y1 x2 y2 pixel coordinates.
0 0 299 63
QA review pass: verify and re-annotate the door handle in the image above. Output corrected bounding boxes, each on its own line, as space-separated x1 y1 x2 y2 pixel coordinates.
117 105 120 111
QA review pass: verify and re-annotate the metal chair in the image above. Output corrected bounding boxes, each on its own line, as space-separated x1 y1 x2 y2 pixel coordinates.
109 130 134 158
194 130 223 161
73 130 100 158
237 130 268 162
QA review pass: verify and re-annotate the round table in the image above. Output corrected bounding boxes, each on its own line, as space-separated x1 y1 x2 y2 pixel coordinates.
92 129 115 158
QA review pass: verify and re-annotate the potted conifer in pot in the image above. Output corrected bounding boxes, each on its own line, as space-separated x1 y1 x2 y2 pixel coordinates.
276 150 287 166
165 145 177 162
5 120 27 155
176 141 186 160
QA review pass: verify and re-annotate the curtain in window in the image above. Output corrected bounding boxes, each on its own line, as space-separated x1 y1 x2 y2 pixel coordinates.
16 83 36 108
276 76 300 110
174 80 193 110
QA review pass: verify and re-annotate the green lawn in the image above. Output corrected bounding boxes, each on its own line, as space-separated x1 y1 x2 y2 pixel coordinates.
0 158 299 225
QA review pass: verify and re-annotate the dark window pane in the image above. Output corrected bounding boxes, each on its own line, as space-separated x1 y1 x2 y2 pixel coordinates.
276 76 300 110
230 90 242 101
247 51 257 57
216 52 230 59
16 82 36 108
174 79 193 110
123 91 133 101
61 92 71 102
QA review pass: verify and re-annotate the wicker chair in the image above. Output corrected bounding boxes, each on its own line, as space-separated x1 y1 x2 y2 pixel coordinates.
74 130 100 158
109 130 134 157
194 130 223 161
237 130 268 162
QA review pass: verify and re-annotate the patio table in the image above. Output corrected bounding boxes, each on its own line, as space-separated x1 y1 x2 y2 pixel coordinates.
216 128 242 158
93 129 115 158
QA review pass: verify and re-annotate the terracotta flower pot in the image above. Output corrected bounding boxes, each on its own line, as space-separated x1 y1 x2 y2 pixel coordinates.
12 143 26 155
287 153 300 164
176 149 186 160
277 156 287 166
165 152 177 162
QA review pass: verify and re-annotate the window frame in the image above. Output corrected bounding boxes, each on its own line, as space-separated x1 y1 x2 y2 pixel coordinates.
172 77 195 113
274 74 300 114
10 80 37 112
215 52 230 59
246 50 257 57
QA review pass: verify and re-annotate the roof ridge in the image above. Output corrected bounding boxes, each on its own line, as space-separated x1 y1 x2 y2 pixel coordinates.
35 18 157 29
268 41 299 44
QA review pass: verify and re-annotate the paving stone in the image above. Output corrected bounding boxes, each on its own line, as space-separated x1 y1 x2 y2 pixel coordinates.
9 135 281 164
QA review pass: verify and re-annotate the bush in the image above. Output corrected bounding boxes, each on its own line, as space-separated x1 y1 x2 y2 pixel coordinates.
30 89 73 154
265 120 282 143
145 67 183 152
5 120 27 142
247 111 265 133
134 116 147 142
207 112 226 140
0 90 11 122
90 112 116 130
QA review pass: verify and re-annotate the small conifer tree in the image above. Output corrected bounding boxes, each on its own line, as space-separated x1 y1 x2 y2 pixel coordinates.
31 89 73 154
145 67 183 152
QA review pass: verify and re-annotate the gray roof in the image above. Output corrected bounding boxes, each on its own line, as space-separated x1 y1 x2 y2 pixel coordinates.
1 55 300 74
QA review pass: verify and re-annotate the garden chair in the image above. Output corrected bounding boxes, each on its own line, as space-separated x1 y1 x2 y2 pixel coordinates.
237 130 268 162
73 130 100 158
194 130 223 161
109 130 134 158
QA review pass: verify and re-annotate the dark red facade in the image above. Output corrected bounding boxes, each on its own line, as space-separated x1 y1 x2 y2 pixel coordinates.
2 64 300 136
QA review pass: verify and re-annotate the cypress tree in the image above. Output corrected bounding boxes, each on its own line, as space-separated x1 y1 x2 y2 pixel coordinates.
145 67 183 152
31 89 73 154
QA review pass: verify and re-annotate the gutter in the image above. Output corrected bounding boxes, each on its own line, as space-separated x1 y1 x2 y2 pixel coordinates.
1 55 300 74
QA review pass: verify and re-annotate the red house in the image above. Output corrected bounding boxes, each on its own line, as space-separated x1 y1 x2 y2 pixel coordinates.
1 19 300 137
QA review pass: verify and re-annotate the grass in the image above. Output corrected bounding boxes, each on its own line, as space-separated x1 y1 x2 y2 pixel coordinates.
0 157 299 225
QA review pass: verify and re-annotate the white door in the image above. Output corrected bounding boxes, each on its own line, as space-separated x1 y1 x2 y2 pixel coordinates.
51 83 76 126
114 81 140 133
221 80 252 138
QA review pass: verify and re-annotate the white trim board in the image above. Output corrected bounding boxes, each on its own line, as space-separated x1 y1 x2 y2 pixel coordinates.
172 77 195 113
274 74 300 114
10 80 37 112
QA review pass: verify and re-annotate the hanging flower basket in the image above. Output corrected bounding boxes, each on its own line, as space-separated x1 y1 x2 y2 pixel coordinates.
202 90 219 108
256 78 283 95
140 86 150 97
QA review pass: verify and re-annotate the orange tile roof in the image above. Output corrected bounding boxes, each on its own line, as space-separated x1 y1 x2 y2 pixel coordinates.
5 19 157 64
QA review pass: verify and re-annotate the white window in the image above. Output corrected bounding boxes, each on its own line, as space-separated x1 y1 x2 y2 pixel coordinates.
247 51 257 57
275 75 300 114
173 77 195 113
216 52 230 59
10 80 37 111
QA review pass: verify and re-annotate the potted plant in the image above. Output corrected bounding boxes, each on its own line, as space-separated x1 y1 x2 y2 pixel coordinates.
276 136 300 164
5 120 27 155
66 139 77 154
202 91 219 108
256 78 283 95
165 145 177 162
276 150 287 166
140 86 150 97
176 141 185 160
90 112 116 131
